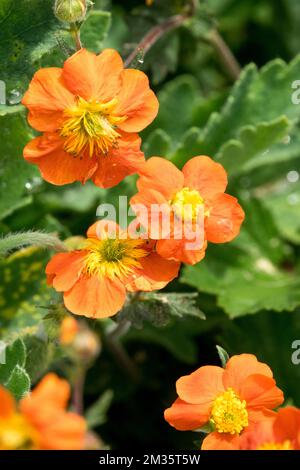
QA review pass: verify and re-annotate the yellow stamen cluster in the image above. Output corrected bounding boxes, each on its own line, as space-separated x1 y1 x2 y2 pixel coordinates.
60 97 126 157
171 187 205 222
258 440 293 450
83 237 148 280
0 413 38 450
210 388 248 435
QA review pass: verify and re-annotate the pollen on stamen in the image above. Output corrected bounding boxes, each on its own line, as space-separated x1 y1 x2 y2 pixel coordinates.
83 237 148 280
60 97 126 158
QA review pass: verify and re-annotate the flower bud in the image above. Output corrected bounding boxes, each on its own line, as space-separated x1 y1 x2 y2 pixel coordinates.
54 0 87 23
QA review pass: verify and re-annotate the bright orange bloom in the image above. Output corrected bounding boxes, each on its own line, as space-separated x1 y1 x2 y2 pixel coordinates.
22 48 158 188
46 220 180 318
60 316 80 345
0 373 86 450
240 407 300 450
130 156 245 264
164 354 284 450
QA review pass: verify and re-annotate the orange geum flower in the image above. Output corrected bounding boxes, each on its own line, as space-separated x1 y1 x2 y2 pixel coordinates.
130 156 245 264
46 221 180 318
164 354 284 450
0 373 86 450
22 48 158 188
240 407 300 450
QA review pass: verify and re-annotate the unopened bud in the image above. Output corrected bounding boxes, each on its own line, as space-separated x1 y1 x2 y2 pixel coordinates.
54 0 87 23
73 329 101 363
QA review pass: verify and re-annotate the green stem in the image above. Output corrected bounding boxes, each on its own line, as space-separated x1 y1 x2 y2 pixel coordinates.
0 231 67 256
71 24 82 50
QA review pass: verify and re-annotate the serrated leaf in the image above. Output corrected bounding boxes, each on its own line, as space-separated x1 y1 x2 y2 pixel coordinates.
143 129 171 157
0 338 26 384
86 390 114 429
215 117 290 175
6 364 30 400
118 292 205 329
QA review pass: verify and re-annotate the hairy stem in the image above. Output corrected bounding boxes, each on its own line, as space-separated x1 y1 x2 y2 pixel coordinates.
0 231 67 256
105 318 139 383
72 368 86 415
207 29 241 80
71 25 82 50
124 0 196 68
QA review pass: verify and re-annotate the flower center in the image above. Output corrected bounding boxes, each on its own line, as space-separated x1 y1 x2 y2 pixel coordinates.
83 237 148 280
257 440 293 450
171 187 206 221
210 388 248 435
60 97 126 157
0 413 39 450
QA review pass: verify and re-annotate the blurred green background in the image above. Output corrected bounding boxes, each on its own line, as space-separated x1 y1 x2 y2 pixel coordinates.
1 0 300 449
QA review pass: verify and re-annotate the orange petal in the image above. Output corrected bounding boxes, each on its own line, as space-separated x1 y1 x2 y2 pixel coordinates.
22 68 75 132
126 251 180 291
239 420 274 450
176 366 224 405
20 373 71 427
62 48 123 101
64 275 126 318
164 398 210 431
201 431 240 450
205 193 245 243
273 407 300 443
182 156 228 200
130 189 172 239
24 133 98 185
223 354 273 395
136 157 184 200
38 413 86 450
92 132 145 188
86 220 121 240
115 69 159 132
156 237 207 265
241 374 284 410
0 386 15 418
46 251 86 292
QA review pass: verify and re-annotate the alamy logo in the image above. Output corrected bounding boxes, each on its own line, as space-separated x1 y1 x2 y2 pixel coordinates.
0 80 6 105
0 341 6 365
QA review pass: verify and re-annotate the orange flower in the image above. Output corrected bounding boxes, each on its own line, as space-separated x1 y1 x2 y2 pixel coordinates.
164 354 284 450
0 373 86 450
60 316 80 345
46 220 180 318
22 48 158 188
240 407 300 450
130 156 245 264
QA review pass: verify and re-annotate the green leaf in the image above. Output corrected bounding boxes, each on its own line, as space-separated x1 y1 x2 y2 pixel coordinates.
216 345 229 368
86 390 114 429
0 0 64 92
143 129 171 158
118 292 205 329
0 247 52 336
24 336 54 383
0 338 26 384
215 117 290 176
0 338 30 400
5 364 30 400
171 57 300 171
81 10 111 52
146 75 202 146
0 107 39 220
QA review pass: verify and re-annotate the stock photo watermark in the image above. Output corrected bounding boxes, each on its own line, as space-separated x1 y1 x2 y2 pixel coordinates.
0 341 6 365
95 196 206 251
